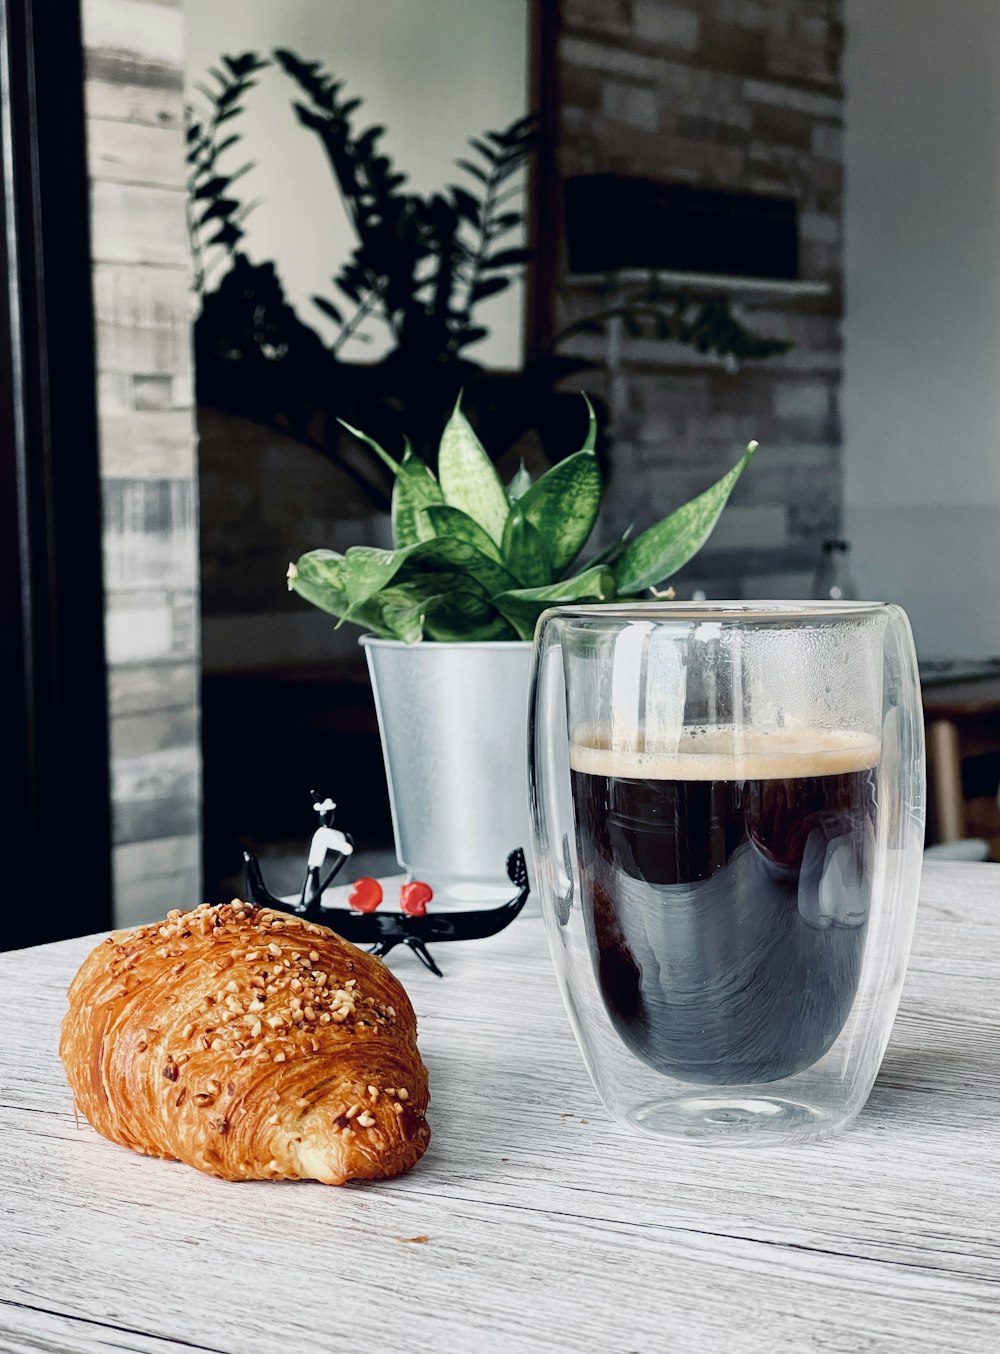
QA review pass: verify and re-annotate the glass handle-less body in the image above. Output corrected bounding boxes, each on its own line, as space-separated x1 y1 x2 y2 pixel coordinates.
528 602 924 1145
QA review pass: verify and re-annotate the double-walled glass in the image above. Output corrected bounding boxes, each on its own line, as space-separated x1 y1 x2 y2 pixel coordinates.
529 603 924 1145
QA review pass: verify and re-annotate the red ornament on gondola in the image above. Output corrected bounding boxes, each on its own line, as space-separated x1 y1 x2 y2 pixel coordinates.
347 877 383 913
400 881 433 916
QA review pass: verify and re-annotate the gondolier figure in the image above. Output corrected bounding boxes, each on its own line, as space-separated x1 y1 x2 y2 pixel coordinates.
244 791 529 976
299 795 354 911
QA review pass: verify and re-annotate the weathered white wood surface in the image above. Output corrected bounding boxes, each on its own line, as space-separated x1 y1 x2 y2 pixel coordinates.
2 861 999 1354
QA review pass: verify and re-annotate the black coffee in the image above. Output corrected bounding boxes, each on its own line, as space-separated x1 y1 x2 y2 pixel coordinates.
570 733 879 1085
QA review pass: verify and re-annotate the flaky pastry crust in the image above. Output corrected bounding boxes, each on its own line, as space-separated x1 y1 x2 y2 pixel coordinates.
60 901 430 1184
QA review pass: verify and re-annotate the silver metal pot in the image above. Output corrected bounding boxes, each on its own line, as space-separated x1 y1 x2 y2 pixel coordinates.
361 637 534 907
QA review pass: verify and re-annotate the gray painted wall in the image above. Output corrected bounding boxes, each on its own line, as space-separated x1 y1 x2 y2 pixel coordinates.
843 0 1000 658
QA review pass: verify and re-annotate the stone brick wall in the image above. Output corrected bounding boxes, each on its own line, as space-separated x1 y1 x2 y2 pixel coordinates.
556 0 844 598
82 0 201 925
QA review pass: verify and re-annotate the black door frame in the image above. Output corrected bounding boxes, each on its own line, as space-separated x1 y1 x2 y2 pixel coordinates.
0 0 113 947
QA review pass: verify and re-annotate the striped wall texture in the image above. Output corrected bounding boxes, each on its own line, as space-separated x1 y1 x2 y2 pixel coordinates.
82 0 201 925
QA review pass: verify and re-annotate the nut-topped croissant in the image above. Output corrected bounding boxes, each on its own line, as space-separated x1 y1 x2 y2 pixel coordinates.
60 901 430 1184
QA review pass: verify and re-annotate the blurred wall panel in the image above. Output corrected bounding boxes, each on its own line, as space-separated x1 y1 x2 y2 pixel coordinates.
555 0 846 599
82 0 202 925
843 0 1000 658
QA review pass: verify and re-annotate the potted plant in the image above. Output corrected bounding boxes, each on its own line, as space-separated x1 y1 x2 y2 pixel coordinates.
288 396 757 903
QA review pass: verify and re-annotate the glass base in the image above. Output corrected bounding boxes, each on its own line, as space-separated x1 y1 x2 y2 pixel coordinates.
626 1093 849 1146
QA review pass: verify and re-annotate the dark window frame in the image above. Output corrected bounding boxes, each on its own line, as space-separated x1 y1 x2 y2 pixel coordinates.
0 0 113 947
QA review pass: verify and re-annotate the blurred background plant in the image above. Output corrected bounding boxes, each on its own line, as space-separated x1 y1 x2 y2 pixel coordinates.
187 50 788 511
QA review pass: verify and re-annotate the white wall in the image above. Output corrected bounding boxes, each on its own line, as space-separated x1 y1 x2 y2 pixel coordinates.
186 0 528 368
843 0 1000 657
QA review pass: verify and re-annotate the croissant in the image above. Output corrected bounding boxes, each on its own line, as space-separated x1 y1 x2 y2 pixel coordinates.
60 900 430 1184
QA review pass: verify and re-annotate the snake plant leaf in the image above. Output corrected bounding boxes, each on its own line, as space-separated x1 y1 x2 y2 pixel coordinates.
614 442 758 595
287 550 348 615
291 539 518 635
336 418 402 477
513 397 600 573
422 591 518 642
505 460 533 503
515 449 602 575
582 524 634 573
397 534 519 599
580 390 598 451
288 550 394 636
436 399 509 545
376 585 427 644
501 504 552 587
338 546 409 615
392 446 443 547
422 504 504 563
492 565 617 641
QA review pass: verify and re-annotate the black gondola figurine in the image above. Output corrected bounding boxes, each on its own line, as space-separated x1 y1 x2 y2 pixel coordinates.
243 793 530 976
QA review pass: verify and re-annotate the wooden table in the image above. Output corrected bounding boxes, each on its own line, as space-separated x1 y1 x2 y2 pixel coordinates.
3 861 999 1354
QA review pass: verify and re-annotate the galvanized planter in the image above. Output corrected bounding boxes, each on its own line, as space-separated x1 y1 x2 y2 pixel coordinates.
361 637 534 908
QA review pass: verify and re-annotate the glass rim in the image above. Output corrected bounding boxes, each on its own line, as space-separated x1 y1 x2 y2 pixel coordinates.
540 599 889 626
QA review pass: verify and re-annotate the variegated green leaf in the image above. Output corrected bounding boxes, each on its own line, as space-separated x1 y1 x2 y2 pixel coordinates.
376 585 427 644
391 447 443 547
515 450 602 575
422 591 517 642
506 460 533 503
501 504 552 587
584 524 634 572
614 442 758 595
398 536 518 598
436 400 509 545
423 504 503 563
288 551 395 636
492 565 617 641
336 417 402 476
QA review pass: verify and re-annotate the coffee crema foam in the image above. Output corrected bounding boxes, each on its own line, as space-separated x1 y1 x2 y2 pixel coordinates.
568 726 880 782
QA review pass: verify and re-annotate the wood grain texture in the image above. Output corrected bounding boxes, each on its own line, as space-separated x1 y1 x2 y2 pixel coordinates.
2 861 999 1354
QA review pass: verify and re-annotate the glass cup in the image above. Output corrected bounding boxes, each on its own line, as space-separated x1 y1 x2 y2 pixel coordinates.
528 602 925 1145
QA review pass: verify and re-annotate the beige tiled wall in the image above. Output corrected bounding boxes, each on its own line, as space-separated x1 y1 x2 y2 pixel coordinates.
82 0 201 925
